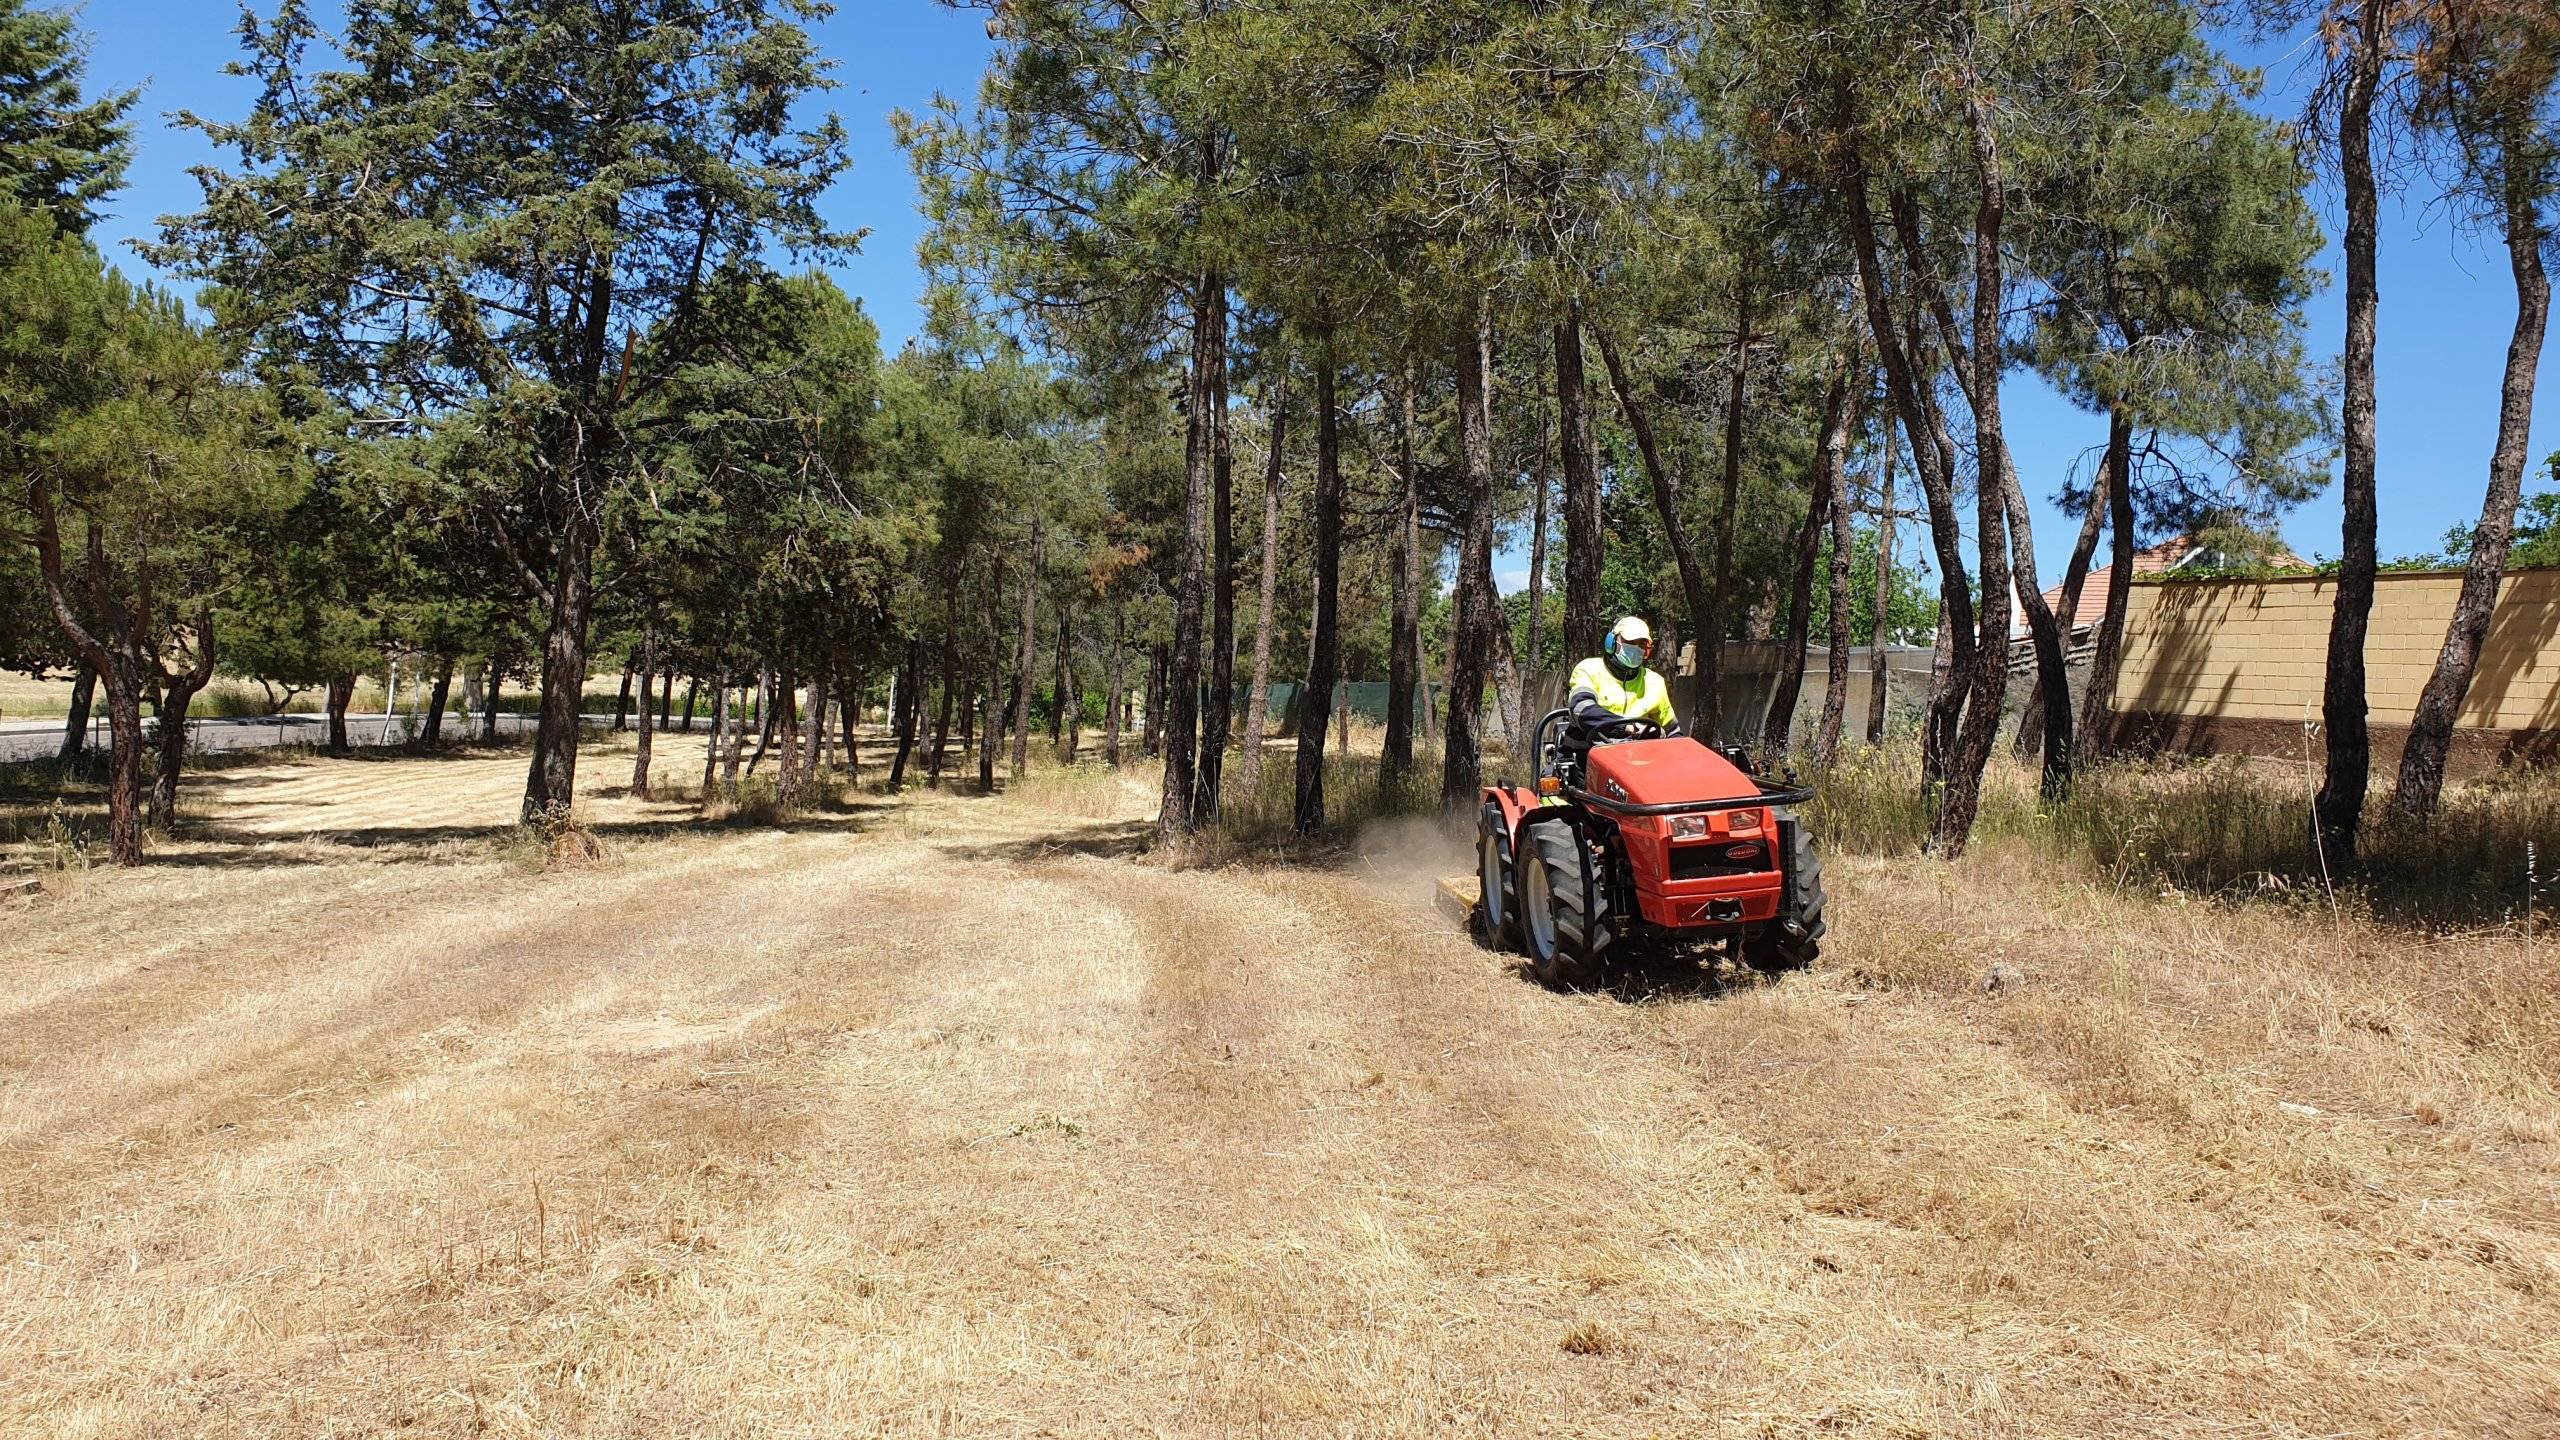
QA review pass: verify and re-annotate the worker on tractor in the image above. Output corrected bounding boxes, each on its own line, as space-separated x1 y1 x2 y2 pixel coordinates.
1568 615 1681 741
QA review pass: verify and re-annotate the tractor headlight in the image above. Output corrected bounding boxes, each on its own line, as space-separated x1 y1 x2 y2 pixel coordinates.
1667 814 1710 841
1728 809 1763 835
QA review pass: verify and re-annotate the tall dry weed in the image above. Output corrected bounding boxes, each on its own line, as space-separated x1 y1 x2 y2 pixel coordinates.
1798 743 2560 930
1198 746 1438 858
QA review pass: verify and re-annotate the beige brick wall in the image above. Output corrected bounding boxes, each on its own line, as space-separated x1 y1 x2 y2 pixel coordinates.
2117 569 2560 730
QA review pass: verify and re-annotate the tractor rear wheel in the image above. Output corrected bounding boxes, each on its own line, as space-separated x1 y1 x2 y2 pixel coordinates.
1743 822 1825 974
1475 802 1516 949
1522 822 1609 989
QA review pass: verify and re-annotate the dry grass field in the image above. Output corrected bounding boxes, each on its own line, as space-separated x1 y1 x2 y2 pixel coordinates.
0 671 81 722
4 735 2558 1437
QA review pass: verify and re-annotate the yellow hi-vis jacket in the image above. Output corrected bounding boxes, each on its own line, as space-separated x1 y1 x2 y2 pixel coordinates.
1567 655 1676 728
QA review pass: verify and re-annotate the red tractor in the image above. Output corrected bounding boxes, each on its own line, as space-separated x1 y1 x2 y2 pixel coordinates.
1477 709 1826 989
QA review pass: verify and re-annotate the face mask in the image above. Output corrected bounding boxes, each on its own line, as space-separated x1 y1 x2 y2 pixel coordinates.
1609 638 1649 669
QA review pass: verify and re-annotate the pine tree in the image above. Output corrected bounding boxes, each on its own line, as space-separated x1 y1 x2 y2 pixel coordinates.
0 0 134 234
160 0 852 825
2395 0 2559 814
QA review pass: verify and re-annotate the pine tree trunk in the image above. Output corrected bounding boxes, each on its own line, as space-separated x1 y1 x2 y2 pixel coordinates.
1764 485 1826 756
1593 324 1714 725
2315 0 2388 864
1106 598 1127 767
1152 648 1172 763
1012 527 1041 782
1145 644 1166 757
57 663 95 762
612 655 634 732
1520 397 1552 727
981 571 1004 793
1060 611 1081 761
726 681 749 786
680 675 698 732
1241 380 1289 786
1161 257 1224 840
1866 444 1896 745
1443 304 1500 812
1930 92 2018 857
1197 340 1235 823
778 668 804 807
522 523 597 823
1049 600 1069 747
423 655 455 746
1703 269 1756 743
1295 356 1343 834
807 673 829 775
841 673 860 778
2079 413 2139 749
1910 343 1973 785
1556 307 1606 661
1845 175 1976 790
326 674 355 756
481 662 503 743
1817 450 1858 764
1382 373 1422 791
930 613 957 779
101 670 144 865
2020 454 2110 758
1478 539 1525 759
704 678 728 792
2397 128 2547 816
148 625 218 831
2000 454 2074 799
747 667 777 774
891 641 922 790
631 629 657 800
1766 361 1854 753
1895 178 2067 794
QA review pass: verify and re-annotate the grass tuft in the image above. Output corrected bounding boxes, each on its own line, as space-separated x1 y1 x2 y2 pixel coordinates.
500 801 607 870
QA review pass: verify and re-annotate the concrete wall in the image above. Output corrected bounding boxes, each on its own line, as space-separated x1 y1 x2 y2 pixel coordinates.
2110 568 2560 773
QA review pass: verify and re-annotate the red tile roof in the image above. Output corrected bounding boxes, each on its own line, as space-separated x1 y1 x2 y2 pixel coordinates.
2027 534 2305 635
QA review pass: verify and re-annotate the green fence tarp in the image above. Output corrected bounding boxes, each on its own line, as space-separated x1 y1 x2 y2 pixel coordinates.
1246 681 1438 726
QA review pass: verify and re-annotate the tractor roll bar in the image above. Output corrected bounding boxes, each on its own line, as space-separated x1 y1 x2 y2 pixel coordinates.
1561 782 1814 816
1534 706 1813 814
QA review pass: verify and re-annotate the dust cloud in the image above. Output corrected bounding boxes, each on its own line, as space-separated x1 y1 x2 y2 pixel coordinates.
1351 813 1470 910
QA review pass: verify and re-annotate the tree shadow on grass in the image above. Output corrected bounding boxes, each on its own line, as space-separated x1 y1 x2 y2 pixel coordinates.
1500 955 1771 1005
930 817 1157 866
1578 950 1773 1005
144 800 899 869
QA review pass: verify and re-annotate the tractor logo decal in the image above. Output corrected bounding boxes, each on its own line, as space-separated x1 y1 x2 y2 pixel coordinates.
1604 779 1626 800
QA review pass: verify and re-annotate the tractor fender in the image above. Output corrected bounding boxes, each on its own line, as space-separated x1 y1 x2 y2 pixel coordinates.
1480 783 1539 833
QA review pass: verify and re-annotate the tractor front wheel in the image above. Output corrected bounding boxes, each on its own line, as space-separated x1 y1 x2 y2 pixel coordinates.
1743 822 1826 974
1475 802 1516 950
1522 822 1609 989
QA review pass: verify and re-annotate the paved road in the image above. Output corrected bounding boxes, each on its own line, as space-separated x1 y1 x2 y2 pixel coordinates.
0 711 582 765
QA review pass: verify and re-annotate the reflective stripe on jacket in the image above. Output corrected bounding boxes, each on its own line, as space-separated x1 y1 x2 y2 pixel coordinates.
1566 655 1675 727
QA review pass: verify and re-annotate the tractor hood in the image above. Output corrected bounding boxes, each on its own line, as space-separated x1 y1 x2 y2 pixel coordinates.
1583 737 1759 808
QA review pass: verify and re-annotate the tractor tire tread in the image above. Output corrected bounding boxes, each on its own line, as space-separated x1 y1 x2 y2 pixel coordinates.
1745 824 1825 974
1527 822 1608 989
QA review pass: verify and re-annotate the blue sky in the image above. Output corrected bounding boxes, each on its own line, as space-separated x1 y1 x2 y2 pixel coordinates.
76 2 2560 592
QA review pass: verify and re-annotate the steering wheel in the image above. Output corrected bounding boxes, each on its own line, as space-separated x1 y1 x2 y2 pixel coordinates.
1602 718 1663 741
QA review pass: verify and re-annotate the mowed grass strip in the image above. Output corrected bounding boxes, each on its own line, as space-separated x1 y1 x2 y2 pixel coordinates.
1 738 2555 1436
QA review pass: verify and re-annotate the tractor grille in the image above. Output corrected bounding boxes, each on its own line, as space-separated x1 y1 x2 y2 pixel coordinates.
1668 840 1770 881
